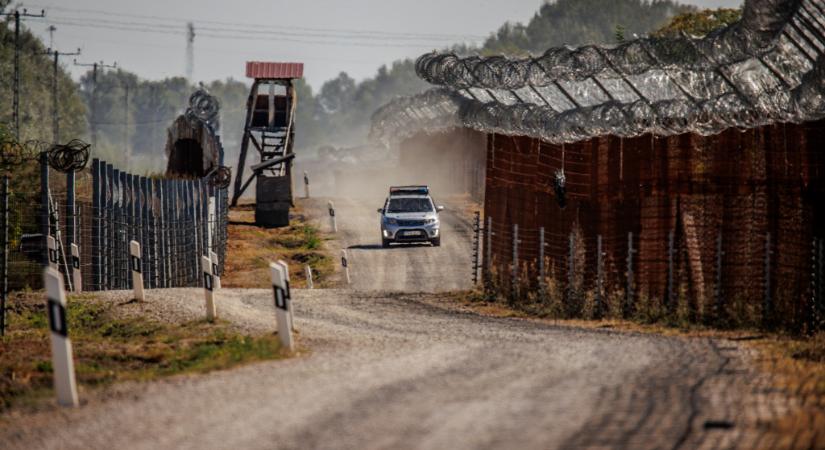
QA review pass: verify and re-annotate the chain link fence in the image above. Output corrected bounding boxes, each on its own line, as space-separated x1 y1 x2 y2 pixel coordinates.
0 156 229 334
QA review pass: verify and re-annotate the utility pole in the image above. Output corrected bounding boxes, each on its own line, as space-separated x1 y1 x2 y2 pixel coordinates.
74 59 117 149
2 8 46 141
37 46 81 144
186 22 195 81
37 46 81 262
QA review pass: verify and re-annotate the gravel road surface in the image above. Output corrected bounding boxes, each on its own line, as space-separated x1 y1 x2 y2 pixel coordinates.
0 198 789 449
0 288 782 450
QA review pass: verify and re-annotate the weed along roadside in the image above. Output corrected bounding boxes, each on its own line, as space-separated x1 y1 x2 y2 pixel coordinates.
222 202 336 289
0 290 286 414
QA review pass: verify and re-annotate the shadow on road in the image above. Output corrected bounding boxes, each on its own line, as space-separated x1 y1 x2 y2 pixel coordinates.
348 243 432 251
348 244 384 251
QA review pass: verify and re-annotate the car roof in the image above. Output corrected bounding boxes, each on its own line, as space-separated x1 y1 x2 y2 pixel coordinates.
388 195 430 200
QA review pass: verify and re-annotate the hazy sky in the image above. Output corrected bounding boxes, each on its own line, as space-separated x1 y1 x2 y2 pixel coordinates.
20 0 742 89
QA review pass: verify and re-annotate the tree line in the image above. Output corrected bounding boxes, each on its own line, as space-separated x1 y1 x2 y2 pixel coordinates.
1 0 741 172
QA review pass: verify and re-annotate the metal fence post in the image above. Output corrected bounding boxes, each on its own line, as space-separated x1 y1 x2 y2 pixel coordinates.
104 163 114 290
666 229 675 313
817 237 824 330
596 234 603 318
124 172 133 290
471 211 480 285
567 231 575 306
538 227 546 298
0 175 8 335
714 230 724 320
625 231 635 317
141 177 151 288
66 169 75 259
512 224 519 300
764 232 772 328
155 179 164 288
811 236 823 330
485 217 492 281
40 152 50 267
91 159 100 290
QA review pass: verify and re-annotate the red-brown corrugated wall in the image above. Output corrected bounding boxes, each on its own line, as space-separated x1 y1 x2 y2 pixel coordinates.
482 120 825 330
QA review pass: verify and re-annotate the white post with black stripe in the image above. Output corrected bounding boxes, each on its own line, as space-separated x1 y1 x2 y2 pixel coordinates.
277 260 295 331
130 241 144 302
303 171 310 199
305 264 313 289
202 255 216 322
341 249 350 285
44 267 79 407
270 262 294 351
47 235 59 271
70 243 82 293
328 200 337 233
210 250 221 290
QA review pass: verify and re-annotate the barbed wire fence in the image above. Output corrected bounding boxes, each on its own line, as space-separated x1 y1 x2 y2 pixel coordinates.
0 138 230 335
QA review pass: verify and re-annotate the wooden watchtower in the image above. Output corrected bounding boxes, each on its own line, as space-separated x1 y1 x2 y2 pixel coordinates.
231 61 303 227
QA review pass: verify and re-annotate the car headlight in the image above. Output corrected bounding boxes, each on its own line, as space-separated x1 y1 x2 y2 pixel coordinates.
425 218 437 224
385 217 398 225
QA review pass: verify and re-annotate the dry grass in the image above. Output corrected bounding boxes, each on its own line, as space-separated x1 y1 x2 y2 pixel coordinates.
0 291 284 414
222 202 335 288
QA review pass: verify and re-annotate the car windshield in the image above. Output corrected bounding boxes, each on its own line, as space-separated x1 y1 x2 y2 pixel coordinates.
386 197 433 213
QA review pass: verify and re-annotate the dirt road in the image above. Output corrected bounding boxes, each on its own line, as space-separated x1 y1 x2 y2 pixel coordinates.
0 288 782 450
0 198 790 449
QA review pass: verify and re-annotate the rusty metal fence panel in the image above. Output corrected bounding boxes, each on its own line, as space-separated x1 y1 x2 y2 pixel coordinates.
482 120 825 333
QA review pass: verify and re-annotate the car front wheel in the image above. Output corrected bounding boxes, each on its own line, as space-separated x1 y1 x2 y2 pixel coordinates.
430 236 441 247
382 238 391 248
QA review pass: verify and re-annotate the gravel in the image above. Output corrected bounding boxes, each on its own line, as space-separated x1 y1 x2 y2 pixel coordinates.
0 199 790 449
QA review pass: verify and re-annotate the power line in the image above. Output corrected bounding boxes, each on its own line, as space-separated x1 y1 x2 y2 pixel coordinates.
45 19 466 48
28 4 487 41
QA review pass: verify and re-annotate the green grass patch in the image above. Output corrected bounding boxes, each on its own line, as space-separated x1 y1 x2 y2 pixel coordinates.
0 293 283 412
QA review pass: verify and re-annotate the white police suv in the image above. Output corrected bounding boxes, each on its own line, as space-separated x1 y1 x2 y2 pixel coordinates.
378 186 444 248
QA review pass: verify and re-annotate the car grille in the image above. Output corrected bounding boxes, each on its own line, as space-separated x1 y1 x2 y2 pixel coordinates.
397 219 426 226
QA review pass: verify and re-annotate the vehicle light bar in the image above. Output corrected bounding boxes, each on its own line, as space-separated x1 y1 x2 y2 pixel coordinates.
389 185 429 196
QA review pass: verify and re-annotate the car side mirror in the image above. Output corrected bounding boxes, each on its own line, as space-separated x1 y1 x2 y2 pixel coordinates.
377 208 384 213
436 205 445 212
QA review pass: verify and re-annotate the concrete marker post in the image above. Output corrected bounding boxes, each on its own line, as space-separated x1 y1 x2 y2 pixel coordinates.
47 235 59 271
277 259 295 332
341 249 350 285
130 241 144 302
201 255 216 321
305 264 313 289
270 263 294 351
303 171 310 199
70 243 82 293
44 267 79 407
328 201 337 233
210 250 221 290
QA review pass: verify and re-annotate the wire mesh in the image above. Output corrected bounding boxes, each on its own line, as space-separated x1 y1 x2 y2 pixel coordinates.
480 120 825 333
0 158 229 295
371 0 825 146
